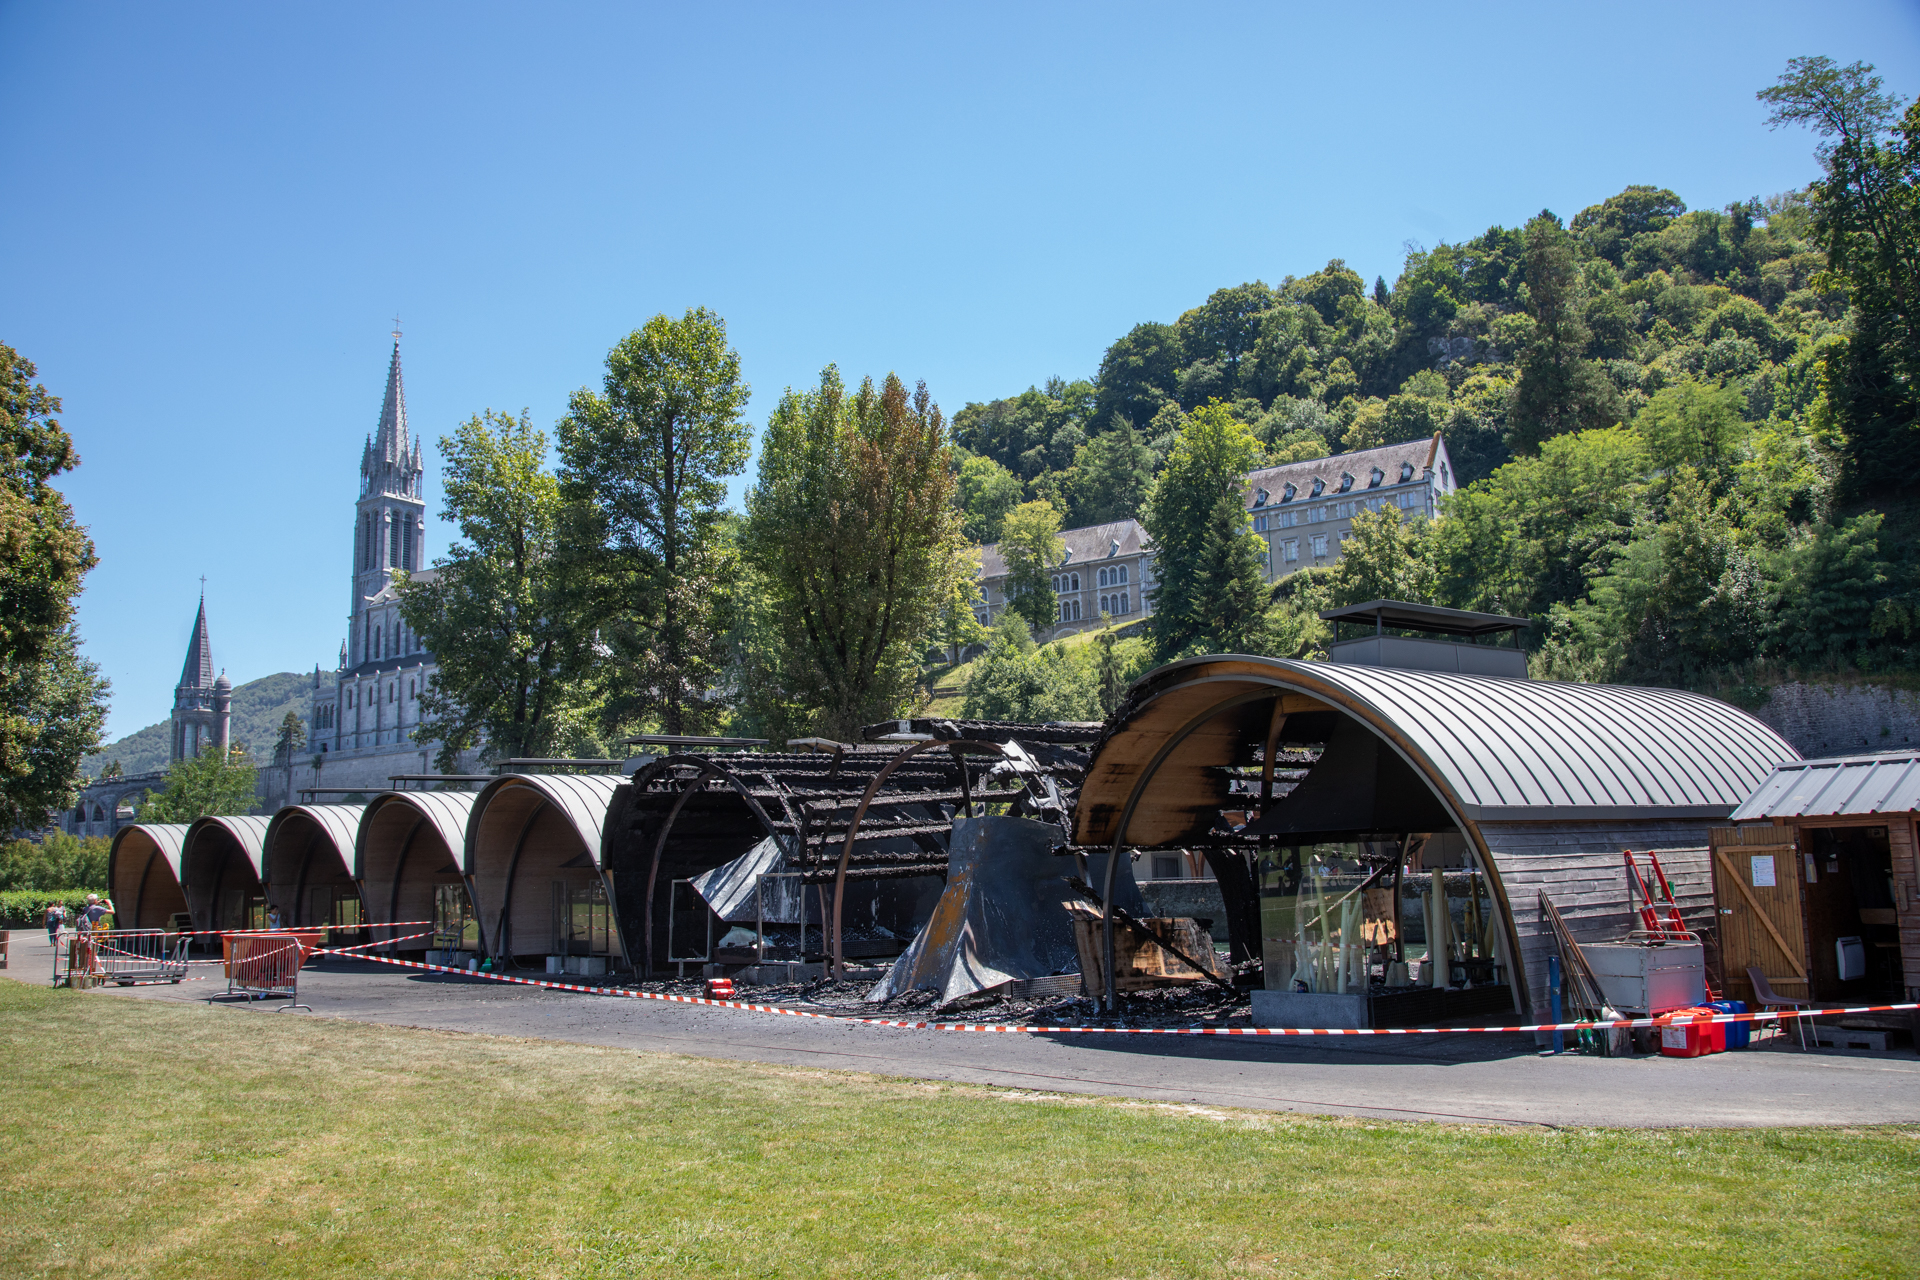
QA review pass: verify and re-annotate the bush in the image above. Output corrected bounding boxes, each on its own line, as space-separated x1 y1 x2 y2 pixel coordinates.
0 833 109 892
0 889 106 928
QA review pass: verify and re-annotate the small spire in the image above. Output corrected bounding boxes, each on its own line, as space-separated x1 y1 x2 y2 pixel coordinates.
373 334 408 468
179 595 214 691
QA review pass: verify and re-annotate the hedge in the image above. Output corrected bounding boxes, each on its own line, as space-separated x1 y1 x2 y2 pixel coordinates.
0 890 109 928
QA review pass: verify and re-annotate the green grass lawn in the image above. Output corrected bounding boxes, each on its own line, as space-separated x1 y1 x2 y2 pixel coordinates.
1 980 1915 1279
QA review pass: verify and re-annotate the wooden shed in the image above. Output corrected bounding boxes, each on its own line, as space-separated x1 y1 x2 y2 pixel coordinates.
263 804 366 932
1072 654 1798 1020
1719 750 1920 1010
180 815 274 933
356 789 482 957
467 774 627 970
107 824 192 930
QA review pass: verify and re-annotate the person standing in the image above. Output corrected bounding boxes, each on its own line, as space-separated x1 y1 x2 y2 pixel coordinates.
265 904 284 931
44 902 63 948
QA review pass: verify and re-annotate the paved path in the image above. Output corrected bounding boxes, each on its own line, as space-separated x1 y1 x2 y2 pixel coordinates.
13 937 1919 1127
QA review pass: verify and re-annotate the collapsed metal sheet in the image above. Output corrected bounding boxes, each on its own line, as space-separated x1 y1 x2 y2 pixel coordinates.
690 837 804 924
868 815 1144 1007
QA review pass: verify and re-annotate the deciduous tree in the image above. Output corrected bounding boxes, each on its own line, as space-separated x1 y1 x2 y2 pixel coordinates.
139 743 257 823
560 309 752 736
746 368 966 741
996 501 1066 632
1143 402 1270 660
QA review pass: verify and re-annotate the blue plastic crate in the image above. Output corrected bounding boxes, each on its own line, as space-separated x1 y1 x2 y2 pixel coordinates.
1707 999 1750 1049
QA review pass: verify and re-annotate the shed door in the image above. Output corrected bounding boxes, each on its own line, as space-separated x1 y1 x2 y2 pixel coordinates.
1709 826 1808 1005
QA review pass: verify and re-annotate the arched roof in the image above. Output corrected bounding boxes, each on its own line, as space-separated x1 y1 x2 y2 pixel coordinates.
265 804 365 866
108 823 191 883
182 814 275 880
464 773 625 871
355 789 478 878
1074 656 1799 846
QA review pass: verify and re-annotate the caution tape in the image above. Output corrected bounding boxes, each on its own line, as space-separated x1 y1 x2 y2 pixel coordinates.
305 949 1920 1038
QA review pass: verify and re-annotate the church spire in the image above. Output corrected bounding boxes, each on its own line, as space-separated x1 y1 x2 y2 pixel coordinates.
374 335 407 464
179 592 214 691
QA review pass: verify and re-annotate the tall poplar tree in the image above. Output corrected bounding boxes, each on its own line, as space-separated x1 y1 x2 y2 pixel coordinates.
746 368 966 740
559 308 751 737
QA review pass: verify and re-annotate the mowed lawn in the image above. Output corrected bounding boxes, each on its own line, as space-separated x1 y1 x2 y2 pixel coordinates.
0 981 1915 1279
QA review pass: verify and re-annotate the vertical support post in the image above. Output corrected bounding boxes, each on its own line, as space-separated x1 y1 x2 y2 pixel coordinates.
1548 954 1564 1054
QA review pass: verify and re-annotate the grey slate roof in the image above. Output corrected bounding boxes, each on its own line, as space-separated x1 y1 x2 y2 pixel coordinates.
1243 437 1453 507
980 518 1147 579
1730 750 1920 821
179 598 214 690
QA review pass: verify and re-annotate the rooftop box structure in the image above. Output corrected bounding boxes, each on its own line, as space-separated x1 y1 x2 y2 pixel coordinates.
1321 599 1530 679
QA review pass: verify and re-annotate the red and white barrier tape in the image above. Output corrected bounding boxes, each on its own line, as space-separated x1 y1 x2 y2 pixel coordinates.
309 950 1920 1038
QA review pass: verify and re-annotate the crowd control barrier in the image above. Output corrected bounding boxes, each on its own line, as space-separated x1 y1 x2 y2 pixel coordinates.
52 929 190 987
223 933 312 1011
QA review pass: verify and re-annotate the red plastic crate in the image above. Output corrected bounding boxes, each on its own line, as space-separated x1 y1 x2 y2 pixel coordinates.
1659 1007 1727 1058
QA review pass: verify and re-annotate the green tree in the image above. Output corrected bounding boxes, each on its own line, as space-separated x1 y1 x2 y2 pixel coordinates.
996 500 1066 631
559 309 752 736
1093 323 1184 432
1761 58 1919 491
1068 417 1156 526
746 368 966 741
960 614 1101 722
1508 214 1622 453
1144 402 1270 660
1635 379 1749 481
1327 509 1438 606
397 410 598 770
139 743 257 823
1768 513 1895 668
956 453 1024 544
271 710 307 767
0 344 107 830
0 831 109 891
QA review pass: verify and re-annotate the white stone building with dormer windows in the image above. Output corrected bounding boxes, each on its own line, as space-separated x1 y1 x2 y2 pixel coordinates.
976 517 1157 645
1242 436 1457 580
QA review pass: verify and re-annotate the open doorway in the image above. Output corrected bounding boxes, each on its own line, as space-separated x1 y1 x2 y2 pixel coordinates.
1802 825 1904 1001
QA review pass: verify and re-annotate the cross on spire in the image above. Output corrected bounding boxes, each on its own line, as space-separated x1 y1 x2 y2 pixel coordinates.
391 315 402 343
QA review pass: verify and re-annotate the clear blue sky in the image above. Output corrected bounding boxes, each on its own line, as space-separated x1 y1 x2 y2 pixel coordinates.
3 2 1914 742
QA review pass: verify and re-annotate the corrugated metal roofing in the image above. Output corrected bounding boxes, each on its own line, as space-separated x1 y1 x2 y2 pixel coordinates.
1080 656 1798 835
108 823 190 881
184 814 275 879
1730 750 1920 821
355 789 479 877
266 804 365 867
465 773 626 869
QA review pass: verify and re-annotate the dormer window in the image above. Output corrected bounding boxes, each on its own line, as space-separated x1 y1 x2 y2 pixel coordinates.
1109 539 1120 557
1368 467 1384 488
1338 473 1354 493
1253 489 1268 508
1310 477 1325 498
1400 462 1414 483
1281 482 1296 502
1061 548 1074 564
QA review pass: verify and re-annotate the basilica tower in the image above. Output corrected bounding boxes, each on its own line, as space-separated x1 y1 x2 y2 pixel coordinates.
170 594 231 762
350 336 426 666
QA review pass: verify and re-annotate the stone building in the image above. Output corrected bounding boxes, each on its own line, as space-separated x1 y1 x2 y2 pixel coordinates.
976 517 1156 644
1242 435 1457 580
278 338 474 804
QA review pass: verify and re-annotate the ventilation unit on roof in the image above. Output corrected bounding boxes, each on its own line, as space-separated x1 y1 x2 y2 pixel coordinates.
1320 600 1530 679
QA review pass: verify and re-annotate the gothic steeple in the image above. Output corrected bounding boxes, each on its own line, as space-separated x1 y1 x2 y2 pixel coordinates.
179 593 214 690
361 337 422 499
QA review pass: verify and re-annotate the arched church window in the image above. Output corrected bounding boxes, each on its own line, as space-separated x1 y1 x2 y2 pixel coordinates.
389 516 401 568
374 626 382 659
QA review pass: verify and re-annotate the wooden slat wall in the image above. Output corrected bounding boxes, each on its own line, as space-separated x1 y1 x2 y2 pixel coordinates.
1899 819 1920 1003
1477 819 1722 1019
1708 824 1805 1005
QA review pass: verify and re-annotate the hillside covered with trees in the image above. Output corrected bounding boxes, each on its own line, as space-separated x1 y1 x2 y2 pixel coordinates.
952 57 1917 697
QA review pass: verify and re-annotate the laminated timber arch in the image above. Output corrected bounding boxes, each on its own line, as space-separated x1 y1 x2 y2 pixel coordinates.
107 824 191 930
1073 655 1798 1016
264 804 366 929
180 815 273 933
466 774 627 968
356 790 480 955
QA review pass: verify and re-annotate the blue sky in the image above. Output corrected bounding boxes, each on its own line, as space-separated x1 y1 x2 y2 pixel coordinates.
3 2 1915 742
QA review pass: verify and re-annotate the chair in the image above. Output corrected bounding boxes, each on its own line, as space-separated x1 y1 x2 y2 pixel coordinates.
1748 966 1814 1050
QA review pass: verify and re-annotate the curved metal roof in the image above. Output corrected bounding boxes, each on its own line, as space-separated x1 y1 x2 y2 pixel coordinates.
1075 656 1798 844
107 823 191 882
183 813 275 880
354 790 479 878
1731 750 1920 821
465 773 626 870
265 804 366 867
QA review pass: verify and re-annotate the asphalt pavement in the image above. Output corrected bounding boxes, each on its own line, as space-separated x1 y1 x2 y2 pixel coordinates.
11 935 1918 1127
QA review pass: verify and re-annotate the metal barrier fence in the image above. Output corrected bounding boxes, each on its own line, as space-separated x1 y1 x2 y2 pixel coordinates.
224 933 312 1011
50 929 191 987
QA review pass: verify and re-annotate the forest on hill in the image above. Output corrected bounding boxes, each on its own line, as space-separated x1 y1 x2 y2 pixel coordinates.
951 58 1918 694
